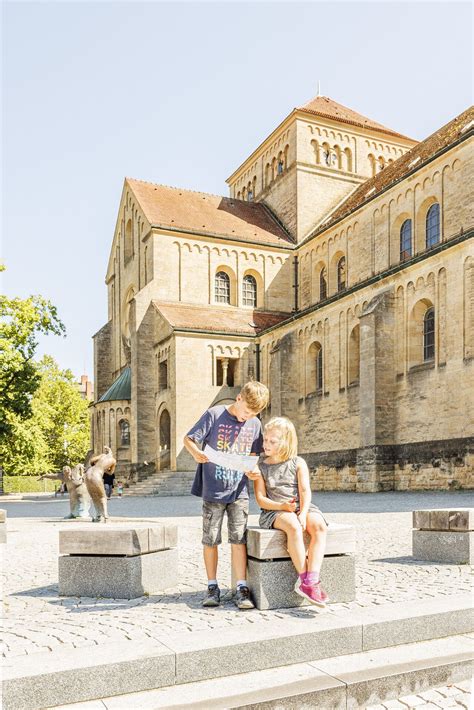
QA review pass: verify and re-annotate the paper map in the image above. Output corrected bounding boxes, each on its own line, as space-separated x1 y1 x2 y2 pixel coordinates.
203 445 257 472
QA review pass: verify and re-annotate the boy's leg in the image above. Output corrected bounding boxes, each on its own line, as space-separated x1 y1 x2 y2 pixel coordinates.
203 545 218 580
227 498 254 609
201 501 225 606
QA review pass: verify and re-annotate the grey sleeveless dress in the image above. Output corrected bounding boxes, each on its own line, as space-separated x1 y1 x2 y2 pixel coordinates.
258 456 327 529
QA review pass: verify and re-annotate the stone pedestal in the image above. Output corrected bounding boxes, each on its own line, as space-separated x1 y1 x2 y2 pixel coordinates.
0 509 6 544
412 509 474 564
246 523 356 610
58 523 178 599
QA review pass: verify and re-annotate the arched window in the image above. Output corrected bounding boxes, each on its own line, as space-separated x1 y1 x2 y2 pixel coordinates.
124 219 133 262
400 219 412 261
215 271 230 304
242 274 257 307
426 203 440 248
348 325 360 385
319 267 328 300
119 420 130 447
337 256 346 292
307 342 323 393
423 307 435 361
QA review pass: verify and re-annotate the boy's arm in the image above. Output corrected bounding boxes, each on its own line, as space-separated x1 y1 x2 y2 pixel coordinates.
254 474 297 512
183 435 209 464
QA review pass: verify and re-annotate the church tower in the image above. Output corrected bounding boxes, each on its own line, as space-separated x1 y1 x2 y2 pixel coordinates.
226 95 417 242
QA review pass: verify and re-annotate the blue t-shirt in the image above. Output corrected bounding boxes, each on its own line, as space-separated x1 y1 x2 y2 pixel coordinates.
187 405 263 503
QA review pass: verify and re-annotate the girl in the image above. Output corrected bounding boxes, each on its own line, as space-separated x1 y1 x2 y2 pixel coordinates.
251 416 329 607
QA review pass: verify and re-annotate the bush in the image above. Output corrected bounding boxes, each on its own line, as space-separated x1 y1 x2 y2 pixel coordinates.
3 475 59 493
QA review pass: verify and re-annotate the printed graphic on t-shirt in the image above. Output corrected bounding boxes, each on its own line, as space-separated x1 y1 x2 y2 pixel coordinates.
215 423 255 486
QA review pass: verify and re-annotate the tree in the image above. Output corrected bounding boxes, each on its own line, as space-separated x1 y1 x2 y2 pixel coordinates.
0 266 65 440
0 356 90 474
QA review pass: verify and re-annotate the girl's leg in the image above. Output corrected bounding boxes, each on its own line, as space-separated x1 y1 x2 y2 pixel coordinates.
306 512 328 574
273 512 306 574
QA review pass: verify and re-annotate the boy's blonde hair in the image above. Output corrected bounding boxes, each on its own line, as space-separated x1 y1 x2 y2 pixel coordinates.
240 381 269 413
264 416 298 460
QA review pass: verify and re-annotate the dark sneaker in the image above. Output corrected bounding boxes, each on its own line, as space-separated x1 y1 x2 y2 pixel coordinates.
202 584 221 607
295 581 328 608
234 585 255 610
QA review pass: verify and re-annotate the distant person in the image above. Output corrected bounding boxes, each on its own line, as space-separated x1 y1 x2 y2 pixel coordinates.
252 416 329 608
116 481 124 497
184 381 269 610
103 470 115 499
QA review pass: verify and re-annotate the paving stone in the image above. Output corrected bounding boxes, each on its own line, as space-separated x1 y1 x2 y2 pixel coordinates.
398 694 427 706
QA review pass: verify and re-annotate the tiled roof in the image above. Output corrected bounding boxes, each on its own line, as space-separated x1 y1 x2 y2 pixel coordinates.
153 301 291 336
126 179 293 247
298 95 414 141
309 106 474 240
98 367 131 402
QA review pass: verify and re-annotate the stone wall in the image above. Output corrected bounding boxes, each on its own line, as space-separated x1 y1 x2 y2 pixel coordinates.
93 321 113 401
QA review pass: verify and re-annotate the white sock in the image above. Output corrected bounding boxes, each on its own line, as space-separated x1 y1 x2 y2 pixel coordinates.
236 579 247 589
207 579 218 586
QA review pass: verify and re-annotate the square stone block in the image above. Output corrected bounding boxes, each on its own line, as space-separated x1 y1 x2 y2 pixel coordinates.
412 510 431 530
0 509 6 523
59 524 177 556
248 555 355 610
59 548 178 598
412 530 473 564
247 523 355 560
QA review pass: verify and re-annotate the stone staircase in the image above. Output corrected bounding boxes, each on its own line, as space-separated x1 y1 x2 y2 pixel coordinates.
124 470 195 496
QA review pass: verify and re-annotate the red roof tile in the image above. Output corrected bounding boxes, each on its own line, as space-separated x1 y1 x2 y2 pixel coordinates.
309 106 474 239
153 301 291 336
127 179 293 247
298 95 415 141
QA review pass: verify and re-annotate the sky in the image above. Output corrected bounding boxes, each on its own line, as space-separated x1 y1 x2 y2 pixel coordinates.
2 0 472 381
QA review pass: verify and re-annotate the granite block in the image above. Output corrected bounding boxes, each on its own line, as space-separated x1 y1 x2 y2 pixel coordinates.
59 548 178 598
165 615 362 684
248 554 355 610
312 635 473 710
0 524 6 544
0 508 6 522
246 523 355 560
412 509 474 532
412 529 473 564
2 640 175 710
362 600 474 650
59 524 177 556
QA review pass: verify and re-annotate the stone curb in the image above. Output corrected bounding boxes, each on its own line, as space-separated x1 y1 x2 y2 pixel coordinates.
3 594 473 710
28 635 474 710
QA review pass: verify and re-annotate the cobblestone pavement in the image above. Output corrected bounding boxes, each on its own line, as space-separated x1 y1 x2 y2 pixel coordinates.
1 491 472 659
367 678 472 709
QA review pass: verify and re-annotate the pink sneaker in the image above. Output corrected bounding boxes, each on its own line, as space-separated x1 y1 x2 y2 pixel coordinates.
295 580 328 607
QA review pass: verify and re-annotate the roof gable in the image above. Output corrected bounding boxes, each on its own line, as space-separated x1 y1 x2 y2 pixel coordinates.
126 179 293 247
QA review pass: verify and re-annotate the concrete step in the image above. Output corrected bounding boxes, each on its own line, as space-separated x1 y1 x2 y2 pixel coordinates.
45 634 474 709
3 594 473 710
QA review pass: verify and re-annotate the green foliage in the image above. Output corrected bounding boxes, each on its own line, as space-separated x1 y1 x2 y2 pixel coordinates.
3 476 58 493
0 286 65 439
0 356 91 474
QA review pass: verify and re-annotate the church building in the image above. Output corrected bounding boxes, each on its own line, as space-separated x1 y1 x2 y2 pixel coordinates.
92 95 474 491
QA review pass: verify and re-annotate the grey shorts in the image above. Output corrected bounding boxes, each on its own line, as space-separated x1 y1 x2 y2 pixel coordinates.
259 503 328 530
202 498 249 546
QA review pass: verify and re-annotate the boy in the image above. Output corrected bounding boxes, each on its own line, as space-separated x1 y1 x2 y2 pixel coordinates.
184 381 269 610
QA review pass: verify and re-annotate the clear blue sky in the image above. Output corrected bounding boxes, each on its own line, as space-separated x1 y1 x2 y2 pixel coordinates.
2 1 472 381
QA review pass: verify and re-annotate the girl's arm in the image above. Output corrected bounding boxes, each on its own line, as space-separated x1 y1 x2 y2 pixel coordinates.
254 474 297 512
296 457 312 527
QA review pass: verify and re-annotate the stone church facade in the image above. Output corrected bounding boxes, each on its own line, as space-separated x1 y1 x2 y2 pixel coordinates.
92 95 474 491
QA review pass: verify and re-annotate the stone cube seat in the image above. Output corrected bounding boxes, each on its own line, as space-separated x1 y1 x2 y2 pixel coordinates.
58 523 178 599
0 508 6 544
246 523 356 610
412 509 474 564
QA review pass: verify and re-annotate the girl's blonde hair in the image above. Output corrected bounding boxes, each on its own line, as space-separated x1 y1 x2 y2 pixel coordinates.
264 417 298 461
